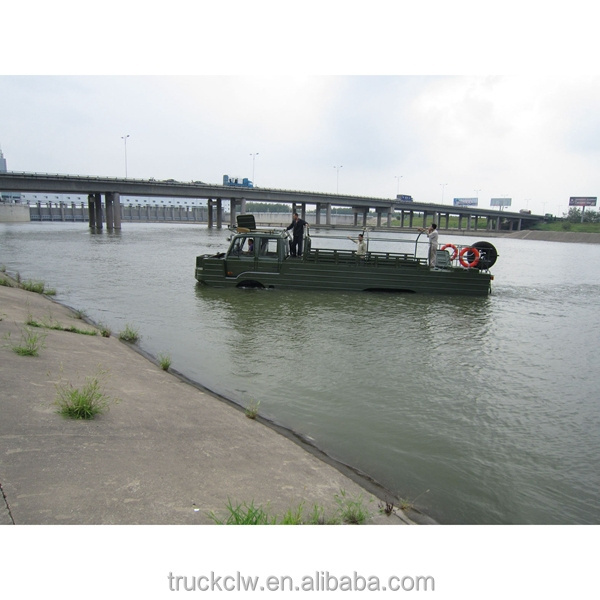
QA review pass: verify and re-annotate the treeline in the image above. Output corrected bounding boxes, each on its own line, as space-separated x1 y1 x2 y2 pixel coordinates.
245 203 289 213
564 207 600 223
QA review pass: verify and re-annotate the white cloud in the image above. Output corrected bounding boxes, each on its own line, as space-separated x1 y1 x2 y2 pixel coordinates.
1 74 599 216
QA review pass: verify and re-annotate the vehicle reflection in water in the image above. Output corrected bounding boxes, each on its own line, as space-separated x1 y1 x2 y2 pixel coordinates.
193 284 498 522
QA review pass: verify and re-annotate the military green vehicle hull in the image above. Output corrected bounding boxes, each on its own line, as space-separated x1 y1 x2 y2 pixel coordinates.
195 222 495 296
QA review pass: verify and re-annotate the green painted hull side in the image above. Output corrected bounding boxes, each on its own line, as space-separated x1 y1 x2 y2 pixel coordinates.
195 256 492 296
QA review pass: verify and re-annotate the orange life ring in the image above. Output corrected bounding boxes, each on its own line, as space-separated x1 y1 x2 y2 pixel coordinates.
459 246 480 268
440 243 458 261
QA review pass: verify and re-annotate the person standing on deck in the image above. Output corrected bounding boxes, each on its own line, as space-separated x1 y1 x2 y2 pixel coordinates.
286 212 308 257
347 233 367 256
419 223 439 268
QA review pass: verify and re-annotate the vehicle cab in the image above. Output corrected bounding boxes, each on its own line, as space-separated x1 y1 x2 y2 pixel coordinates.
227 231 288 261
203 214 297 286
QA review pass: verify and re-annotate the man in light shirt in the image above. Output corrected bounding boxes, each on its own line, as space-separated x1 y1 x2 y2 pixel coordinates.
348 233 367 256
419 223 439 268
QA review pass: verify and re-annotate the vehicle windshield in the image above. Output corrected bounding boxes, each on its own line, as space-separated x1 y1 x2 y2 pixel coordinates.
228 236 254 256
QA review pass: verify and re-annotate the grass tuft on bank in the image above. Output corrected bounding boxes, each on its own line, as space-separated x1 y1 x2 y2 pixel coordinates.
208 489 373 525
5 327 47 356
54 369 119 419
119 324 140 343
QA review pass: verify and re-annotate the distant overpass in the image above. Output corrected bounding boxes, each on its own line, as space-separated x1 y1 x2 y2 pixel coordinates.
0 171 545 231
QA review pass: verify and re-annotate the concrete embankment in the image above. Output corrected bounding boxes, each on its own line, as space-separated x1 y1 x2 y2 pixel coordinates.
495 230 600 243
432 229 600 244
0 279 429 525
0 204 29 223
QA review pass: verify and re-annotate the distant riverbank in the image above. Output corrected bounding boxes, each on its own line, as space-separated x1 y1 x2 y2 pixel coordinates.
316 223 600 244
4 209 598 244
446 229 600 244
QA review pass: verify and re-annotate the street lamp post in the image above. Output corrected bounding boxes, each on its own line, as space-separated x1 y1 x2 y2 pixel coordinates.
250 152 259 185
395 175 403 196
334 165 343 193
440 183 448 204
121 134 130 178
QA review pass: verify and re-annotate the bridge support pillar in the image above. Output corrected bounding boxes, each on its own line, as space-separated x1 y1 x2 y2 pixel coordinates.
95 194 103 229
88 193 103 230
105 193 114 230
88 195 95 228
375 207 391 227
294 203 307 221
216 198 223 229
352 207 369 227
103 192 122 231
113 192 122 229
230 199 237 227
326 203 332 226
207 199 214 228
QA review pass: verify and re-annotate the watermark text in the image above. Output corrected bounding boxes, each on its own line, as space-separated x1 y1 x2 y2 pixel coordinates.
167 571 435 592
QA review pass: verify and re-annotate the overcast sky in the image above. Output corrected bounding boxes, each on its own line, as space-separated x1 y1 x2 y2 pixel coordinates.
2 2 599 217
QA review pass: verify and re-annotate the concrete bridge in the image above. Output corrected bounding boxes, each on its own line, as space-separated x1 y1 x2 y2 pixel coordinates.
0 171 545 231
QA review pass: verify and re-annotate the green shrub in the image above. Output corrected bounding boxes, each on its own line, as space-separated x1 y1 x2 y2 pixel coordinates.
208 499 276 525
334 489 372 524
244 399 260 419
25 313 97 336
157 352 172 371
6 327 46 357
55 370 118 419
98 322 112 338
118 324 140 343
208 489 372 525
20 280 56 295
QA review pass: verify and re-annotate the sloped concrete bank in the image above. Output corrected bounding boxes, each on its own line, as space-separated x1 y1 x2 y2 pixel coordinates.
0 277 435 525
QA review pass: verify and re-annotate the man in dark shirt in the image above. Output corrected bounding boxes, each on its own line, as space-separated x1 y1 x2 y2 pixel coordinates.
286 212 308 257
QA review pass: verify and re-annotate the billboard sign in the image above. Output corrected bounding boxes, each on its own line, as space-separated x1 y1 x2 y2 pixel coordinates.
490 197 512 207
396 194 413 202
453 197 478 206
569 196 597 207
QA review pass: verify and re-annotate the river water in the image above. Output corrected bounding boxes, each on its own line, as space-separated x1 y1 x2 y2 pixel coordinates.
1 222 598 524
